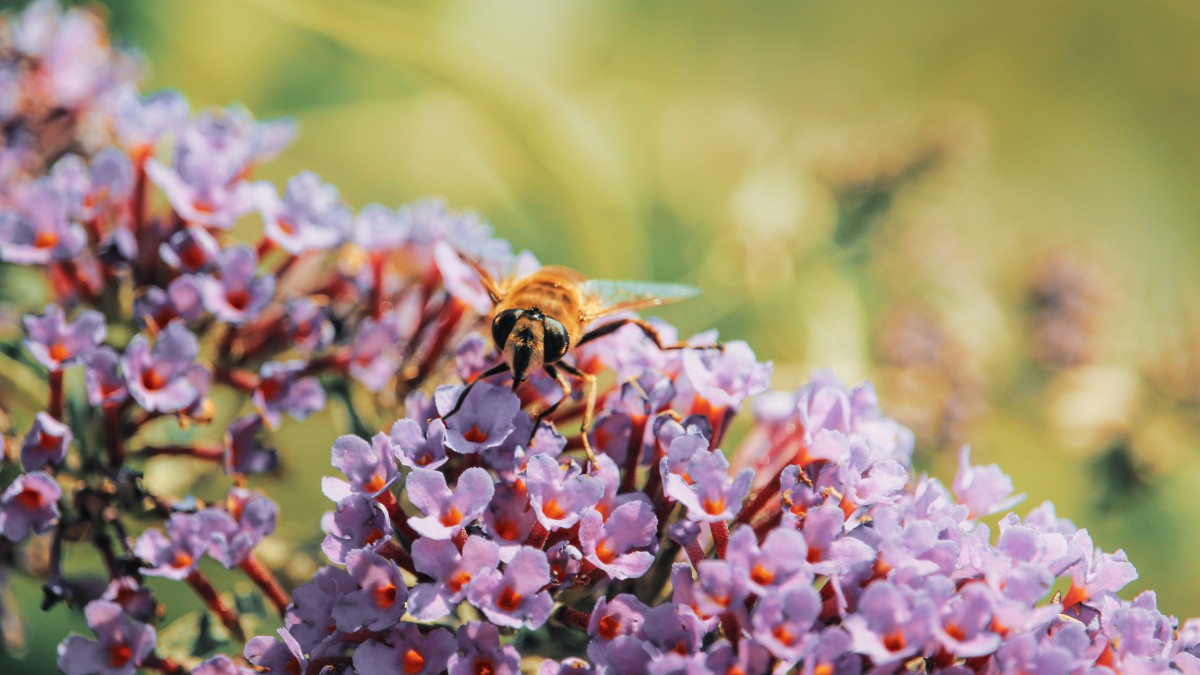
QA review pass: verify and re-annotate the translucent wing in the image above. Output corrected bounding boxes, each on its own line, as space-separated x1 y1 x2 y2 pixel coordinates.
581 278 701 320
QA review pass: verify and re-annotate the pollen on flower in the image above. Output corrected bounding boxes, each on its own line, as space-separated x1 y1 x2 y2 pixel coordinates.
813 665 834 675
595 539 617 564
702 497 725 515
364 473 387 493
493 519 519 541
944 622 966 641
1062 582 1089 609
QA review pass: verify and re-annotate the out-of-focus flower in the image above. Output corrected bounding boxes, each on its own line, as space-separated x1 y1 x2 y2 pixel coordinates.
23 303 105 371
0 472 61 542
57 601 156 675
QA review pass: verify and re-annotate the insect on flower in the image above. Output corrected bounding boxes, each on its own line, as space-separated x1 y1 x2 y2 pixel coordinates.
447 261 711 467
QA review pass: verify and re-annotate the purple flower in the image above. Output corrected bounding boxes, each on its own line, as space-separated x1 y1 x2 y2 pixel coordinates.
323 433 399 501
285 297 335 353
320 493 393 564
442 381 521 454
466 546 553 629
159 225 220 272
483 483 536 559
253 360 326 429
448 622 521 675
200 245 274 324
352 203 408 252
953 446 1025 518
113 85 190 153
406 467 494 540
678 340 772 412
410 535 500 621
24 303 106 371
663 448 753 522
0 178 86 264
587 594 651 664
287 566 356 650
726 526 812 596
224 415 278 475
843 580 935 666
579 500 657 580
134 513 207 580
390 417 449 470
692 559 749 618
100 578 157 624
199 490 277 568
84 347 128 406
122 322 208 413
193 654 253 675
349 313 404 392
333 549 407 632
352 624 456 675
753 578 820 662
51 148 134 221
930 580 1001 658
0 471 61 542
20 411 71 471
133 276 205 328
57 601 156 675
1062 529 1139 611
256 171 350 253
146 107 293 228
525 453 603 531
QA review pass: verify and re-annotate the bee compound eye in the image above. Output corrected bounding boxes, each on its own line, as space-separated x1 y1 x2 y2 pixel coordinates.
491 309 523 348
542 316 569 363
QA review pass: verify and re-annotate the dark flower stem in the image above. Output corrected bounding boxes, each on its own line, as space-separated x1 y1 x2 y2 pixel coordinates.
48 369 64 420
528 521 549 549
557 605 591 631
103 403 124 467
685 540 706 567
719 610 741 647
376 540 416 575
374 490 418 540
142 652 185 674
239 553 290 618
710 520 731 559
185 570 245 642
134 444 224 462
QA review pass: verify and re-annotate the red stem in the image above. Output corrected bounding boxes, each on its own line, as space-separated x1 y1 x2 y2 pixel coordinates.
240 553 290 618
719 610 741 647
186 570 245 642
527 521 549 550
142 652 185 675
374 490 418 540
558 605 592 631
103 403 124 467
135 444 224 462
711 521 731 559
48 369 64 420
376 540 416 575
685 540 706 567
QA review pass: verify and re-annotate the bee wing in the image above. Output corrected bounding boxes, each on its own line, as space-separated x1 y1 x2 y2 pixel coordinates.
581 278 701 320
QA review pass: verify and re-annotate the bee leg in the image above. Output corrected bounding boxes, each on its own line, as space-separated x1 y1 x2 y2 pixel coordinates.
443 362 511 420
557 362 599 469
577 317 722 352
530 365 572 444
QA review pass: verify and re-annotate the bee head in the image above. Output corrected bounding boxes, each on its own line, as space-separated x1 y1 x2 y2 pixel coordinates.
492 308 569 385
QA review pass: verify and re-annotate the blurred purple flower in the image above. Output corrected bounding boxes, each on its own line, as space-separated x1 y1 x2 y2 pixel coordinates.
0 471 61 542
24 303 105 371
57 601 156 675
20 411 71 471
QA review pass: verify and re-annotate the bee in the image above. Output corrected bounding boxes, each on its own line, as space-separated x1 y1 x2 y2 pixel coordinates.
447 261 705 467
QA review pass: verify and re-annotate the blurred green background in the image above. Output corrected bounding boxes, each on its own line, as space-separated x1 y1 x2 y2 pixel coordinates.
6 0 1200 668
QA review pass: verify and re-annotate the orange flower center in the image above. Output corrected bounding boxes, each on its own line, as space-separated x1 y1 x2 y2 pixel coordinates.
598 614 621 640
402 648 425 674
172 551 194 569
814 665 833 675
226 289 251 311
141 368 167 392
1062 582 1089 609
15 488 42 510
364 473 387 493
259 377 281 401
374 583 397 609
38 430 62 449
945 622 966 641
595 539 618 564
702 498 725 516
34 230 59 249
772 625 796 646
496 586 522 611
107 643 133 668
493 519 519 541
439 506 463 527
883 630 905 652
447 571 473 593
542 499 565 520
277 216 298 236
472 658 495 675
806 546 823 563
192 199 217 215
463 425 489 443
750 564 775 586
416 452 433 466
48 341 70 362
179 241 206 269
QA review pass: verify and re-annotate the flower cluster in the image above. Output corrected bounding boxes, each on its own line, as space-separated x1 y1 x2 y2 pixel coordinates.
0 2 1197 674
